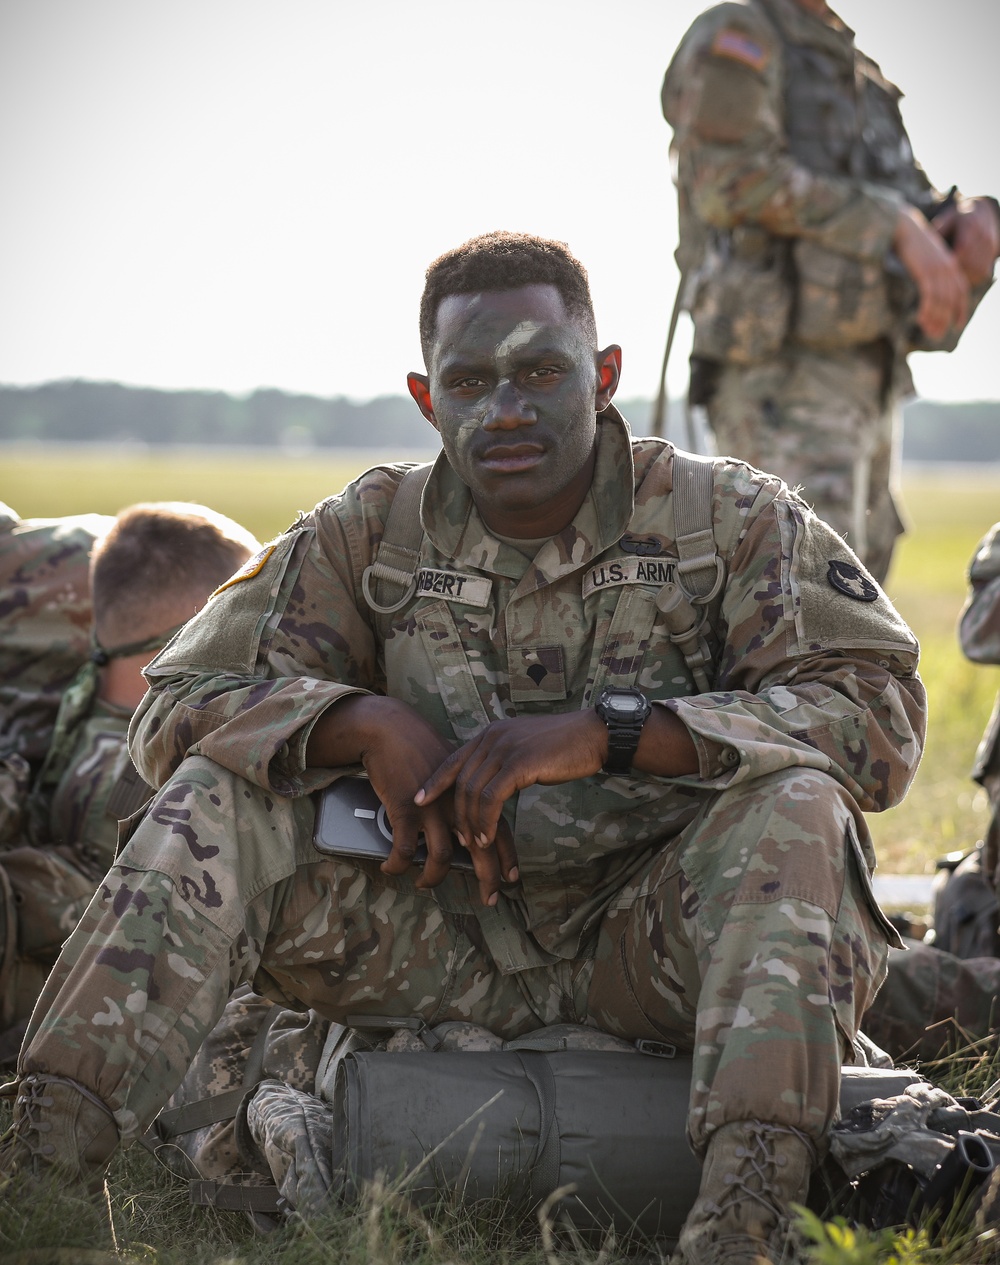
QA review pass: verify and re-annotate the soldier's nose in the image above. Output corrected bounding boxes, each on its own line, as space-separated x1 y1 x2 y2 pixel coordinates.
483 380 535 431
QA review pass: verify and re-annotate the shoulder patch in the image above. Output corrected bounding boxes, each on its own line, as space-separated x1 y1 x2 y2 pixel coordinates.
709 27 769 73
212 544 277 596
827 560 878 603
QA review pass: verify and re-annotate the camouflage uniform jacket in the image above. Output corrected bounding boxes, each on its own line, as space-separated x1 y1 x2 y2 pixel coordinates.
662 0 967 373
130 411 925 962
0 505 113 843
46 700 137 879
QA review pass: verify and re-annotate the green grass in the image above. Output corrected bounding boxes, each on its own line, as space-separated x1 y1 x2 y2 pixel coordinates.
1 444 432 544
3 1093 1000 1264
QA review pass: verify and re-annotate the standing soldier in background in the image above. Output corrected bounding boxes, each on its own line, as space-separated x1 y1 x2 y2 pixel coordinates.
0 502 258 1065
661 0 999 581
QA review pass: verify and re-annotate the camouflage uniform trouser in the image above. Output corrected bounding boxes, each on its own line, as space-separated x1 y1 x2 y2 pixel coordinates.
19 756 891 1156
708 347 905 583
863 940 1000 1063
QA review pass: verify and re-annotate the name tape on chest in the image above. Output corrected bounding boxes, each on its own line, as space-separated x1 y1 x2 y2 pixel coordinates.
416 567 492 608
583 555 679 599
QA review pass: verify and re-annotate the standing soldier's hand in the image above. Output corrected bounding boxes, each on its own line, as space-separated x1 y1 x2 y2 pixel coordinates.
934 197 1000 287
893 204 969 340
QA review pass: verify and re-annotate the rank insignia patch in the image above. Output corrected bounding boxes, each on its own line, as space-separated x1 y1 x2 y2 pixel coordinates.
827 560 878 602
709 27 769 72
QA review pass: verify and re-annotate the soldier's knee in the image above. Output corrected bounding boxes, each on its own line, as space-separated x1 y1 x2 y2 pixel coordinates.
109 758 307 931
682 769 872 931
712 767 861 847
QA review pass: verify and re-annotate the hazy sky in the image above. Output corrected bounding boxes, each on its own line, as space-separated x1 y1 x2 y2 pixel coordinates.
1 0 998 407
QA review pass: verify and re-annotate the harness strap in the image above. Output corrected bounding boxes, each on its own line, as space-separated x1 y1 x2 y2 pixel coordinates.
657 450 726 692
360 465 433 632
517 1052 562 1205
189 1180 282 1213
152 998 283 1141
671 451 724 604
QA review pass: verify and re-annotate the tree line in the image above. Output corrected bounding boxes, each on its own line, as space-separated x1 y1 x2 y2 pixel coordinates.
0 380 997 462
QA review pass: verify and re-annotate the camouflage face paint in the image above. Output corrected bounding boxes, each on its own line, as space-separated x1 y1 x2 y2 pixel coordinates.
425 285 600 538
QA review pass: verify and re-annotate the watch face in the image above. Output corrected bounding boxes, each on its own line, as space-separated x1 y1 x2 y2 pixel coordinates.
612 696 644 716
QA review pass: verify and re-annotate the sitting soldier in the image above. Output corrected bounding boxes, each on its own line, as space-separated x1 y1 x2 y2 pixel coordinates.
864 522 1000 1061
2 232 925 1265
0 502 258 1064
931 523 1000 959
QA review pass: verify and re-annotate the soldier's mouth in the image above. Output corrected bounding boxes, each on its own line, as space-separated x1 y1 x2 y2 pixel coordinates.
478 444 545 473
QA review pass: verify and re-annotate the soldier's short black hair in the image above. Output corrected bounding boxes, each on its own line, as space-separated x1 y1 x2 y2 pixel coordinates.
91 502 259 650
419 231 597 364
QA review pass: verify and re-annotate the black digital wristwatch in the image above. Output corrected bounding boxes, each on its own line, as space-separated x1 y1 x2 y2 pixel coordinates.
594 686 653 775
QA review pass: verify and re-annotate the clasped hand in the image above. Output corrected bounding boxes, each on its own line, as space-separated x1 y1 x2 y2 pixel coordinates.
400 710 610 906
310 695 609 907
310 693 697 906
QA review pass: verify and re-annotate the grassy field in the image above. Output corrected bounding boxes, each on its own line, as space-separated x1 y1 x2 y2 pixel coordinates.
2 445 1000 1262
1 443 427 543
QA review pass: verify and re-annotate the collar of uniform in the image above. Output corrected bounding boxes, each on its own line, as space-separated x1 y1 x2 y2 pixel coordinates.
756 0 855 54
421 404 636 581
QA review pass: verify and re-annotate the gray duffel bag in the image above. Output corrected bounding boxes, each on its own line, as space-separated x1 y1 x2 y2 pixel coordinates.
243 1022 921 1239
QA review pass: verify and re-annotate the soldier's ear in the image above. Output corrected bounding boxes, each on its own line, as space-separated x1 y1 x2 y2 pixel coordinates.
595 346 622 412
407 372 439 431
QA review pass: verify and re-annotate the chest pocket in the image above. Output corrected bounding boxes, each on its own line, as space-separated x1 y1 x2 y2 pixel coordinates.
508 645 568 706
587 584 662 702
782 44 857 175
409 600 494 744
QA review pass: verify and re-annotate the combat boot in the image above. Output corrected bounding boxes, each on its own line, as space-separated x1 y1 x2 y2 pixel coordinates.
672 1119 816 1265
0 1074 119 1193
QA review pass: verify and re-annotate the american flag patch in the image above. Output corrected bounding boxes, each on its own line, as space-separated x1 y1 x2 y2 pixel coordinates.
709 27 769 72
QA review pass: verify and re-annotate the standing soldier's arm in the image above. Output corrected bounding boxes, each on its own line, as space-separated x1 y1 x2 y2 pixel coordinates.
664 10 900 259
662 6 969 338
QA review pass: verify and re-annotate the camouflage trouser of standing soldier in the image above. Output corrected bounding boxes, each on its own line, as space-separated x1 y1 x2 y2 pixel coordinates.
708 347 905 584
17 755 893 1159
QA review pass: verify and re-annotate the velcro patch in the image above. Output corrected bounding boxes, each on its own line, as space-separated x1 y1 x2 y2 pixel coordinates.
212 544 276 596
416 567 492 607
709 26 769 73
827 560 878 602
583 555 679 599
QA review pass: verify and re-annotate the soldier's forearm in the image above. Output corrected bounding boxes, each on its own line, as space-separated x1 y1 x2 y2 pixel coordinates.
687 147 901 263
632 705 699 779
